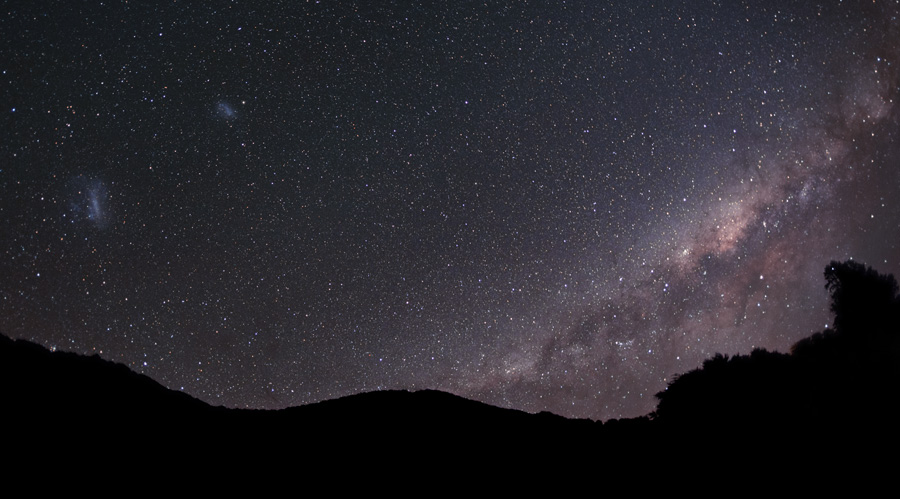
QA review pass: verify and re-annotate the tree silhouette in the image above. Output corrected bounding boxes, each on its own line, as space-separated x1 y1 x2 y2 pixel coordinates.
654 260 900 435
824 260 899 337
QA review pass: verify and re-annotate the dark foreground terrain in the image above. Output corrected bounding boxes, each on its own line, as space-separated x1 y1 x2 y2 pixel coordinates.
4 261 899 478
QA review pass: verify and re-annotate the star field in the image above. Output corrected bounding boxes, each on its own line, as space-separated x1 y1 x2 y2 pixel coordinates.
2 1 899 420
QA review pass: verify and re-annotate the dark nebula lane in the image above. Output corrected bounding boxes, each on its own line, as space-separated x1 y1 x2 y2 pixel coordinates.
2 1 899 420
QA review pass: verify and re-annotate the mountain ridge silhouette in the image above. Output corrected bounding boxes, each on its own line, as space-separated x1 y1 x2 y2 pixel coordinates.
3 260 899 477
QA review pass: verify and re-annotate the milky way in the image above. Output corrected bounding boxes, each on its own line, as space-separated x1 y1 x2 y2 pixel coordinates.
2 1 899 420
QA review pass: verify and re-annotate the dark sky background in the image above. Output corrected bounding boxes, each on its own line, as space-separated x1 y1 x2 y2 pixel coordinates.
2 0 899 420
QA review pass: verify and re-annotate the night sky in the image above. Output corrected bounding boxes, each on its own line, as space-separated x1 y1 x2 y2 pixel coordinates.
2 1 899 420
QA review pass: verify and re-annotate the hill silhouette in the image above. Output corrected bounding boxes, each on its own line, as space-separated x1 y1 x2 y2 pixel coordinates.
2 331 639 474
3 259 899 476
